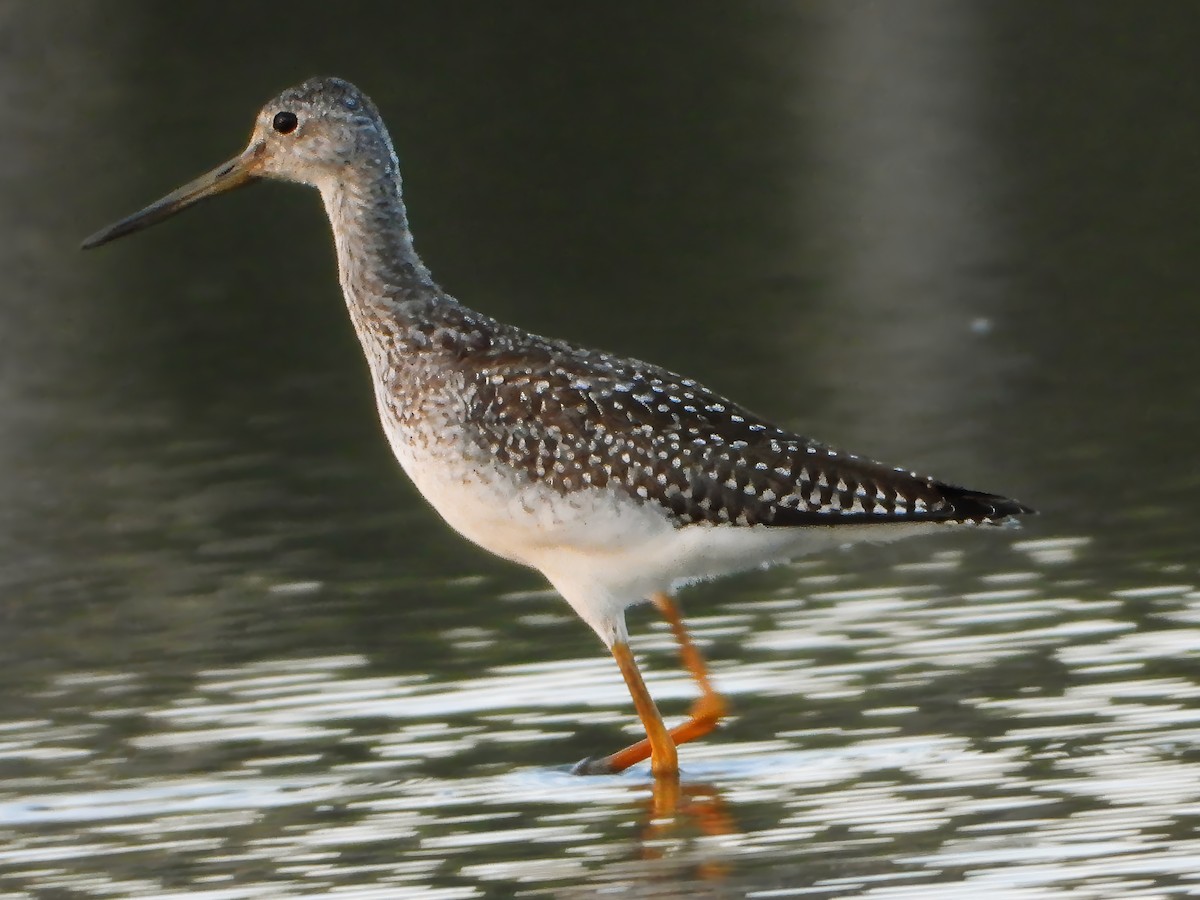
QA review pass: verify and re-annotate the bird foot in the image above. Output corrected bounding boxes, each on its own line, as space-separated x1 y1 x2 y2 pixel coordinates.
571 755 619 776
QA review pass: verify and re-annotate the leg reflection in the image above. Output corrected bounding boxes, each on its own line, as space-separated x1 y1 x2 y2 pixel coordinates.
641 780 736 883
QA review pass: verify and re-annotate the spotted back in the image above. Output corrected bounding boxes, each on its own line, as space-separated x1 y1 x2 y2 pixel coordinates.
427 315 1032 529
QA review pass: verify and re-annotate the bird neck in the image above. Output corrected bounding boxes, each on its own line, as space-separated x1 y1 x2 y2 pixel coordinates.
318 160 441 336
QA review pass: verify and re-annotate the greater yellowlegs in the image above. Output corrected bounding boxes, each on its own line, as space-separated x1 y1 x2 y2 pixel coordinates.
83 77 1033 779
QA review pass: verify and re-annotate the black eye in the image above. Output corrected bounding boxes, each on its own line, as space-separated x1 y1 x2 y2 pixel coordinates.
272 111 298 134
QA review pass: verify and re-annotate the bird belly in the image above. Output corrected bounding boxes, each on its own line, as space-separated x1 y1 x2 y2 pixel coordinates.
388 434 676 570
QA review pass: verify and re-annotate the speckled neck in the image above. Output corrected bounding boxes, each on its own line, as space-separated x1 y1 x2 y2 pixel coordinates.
318 155 442 337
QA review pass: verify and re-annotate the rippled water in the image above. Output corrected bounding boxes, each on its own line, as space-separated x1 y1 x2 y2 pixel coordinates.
2 533 1198 898
4 2 1200 898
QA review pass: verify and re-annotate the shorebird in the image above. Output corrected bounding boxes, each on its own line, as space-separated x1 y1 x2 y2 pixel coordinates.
83 77 1032 779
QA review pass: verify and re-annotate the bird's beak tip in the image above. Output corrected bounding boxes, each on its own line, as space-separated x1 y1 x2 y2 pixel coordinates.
79 148 260 251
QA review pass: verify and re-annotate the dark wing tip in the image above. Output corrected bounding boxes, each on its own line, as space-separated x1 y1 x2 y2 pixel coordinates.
936 483 1036 523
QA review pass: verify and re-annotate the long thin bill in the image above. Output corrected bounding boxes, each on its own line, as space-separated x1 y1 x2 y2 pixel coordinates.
81 147 261 250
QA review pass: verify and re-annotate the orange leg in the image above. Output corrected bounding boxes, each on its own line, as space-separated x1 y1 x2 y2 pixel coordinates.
652 591 727 733
575 592 727 776
611 640 678 778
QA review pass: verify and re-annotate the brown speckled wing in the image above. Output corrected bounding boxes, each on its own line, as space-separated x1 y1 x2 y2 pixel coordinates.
456 331 1032 528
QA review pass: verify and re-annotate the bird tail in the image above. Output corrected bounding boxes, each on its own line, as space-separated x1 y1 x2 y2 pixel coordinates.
936 483 1036 524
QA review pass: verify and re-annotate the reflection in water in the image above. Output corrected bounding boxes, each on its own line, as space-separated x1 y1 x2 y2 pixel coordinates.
1 536 1198 896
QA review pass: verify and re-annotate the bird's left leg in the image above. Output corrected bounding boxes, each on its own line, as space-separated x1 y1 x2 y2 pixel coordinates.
649 591 727 743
